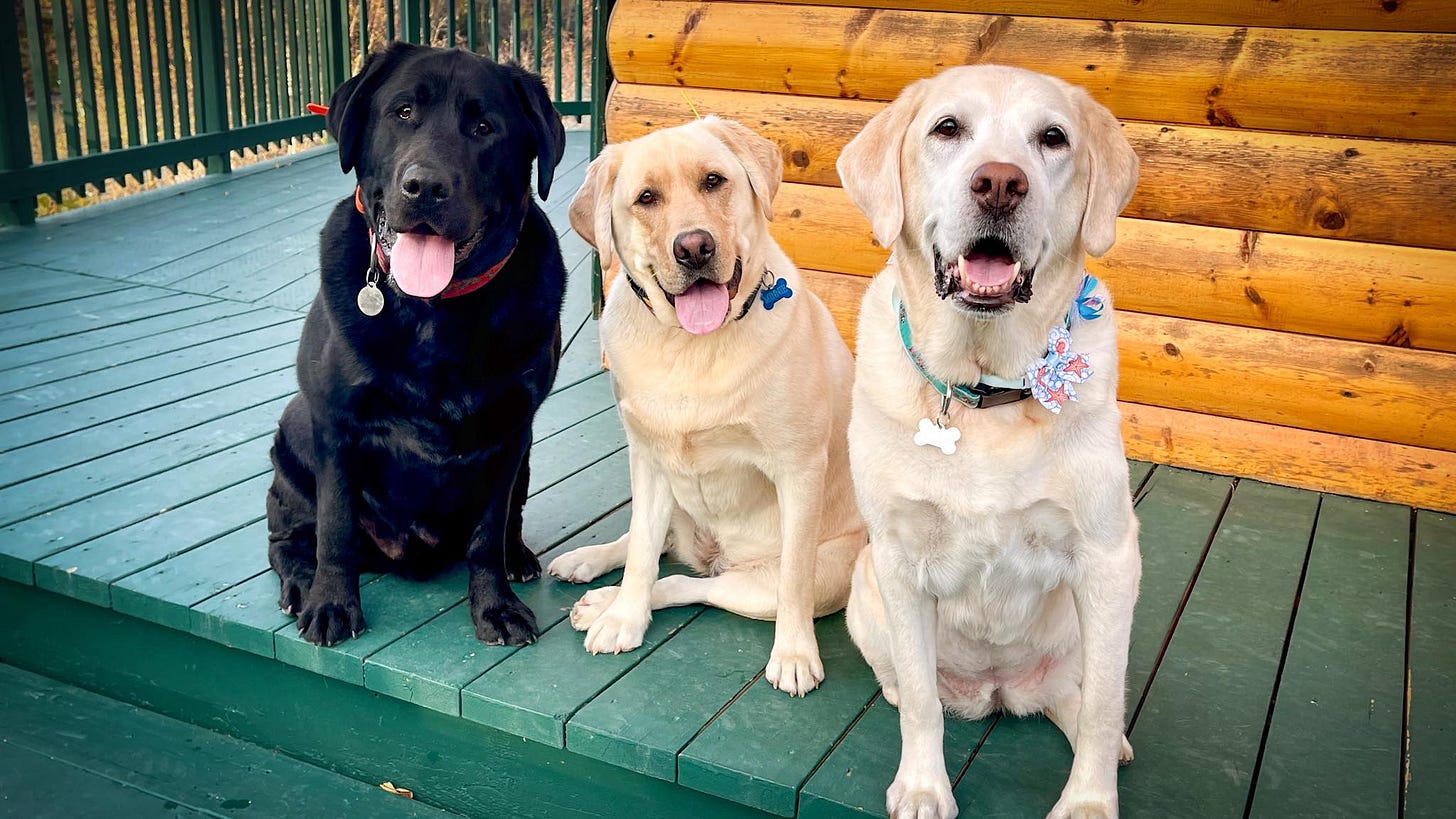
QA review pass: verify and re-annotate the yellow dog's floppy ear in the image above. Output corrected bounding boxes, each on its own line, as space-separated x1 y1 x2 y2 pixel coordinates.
837 81 925 249
1075 89 1140 258
699 116 784 221
569 145 623 269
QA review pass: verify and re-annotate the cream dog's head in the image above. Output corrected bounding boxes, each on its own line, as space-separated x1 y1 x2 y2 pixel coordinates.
838 65 1138 319
570 117 783 335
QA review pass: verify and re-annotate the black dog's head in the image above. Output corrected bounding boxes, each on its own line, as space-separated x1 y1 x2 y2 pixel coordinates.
325 42 567 298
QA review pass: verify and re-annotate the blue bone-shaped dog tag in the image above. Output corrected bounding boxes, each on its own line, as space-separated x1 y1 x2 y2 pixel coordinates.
760 277 793 310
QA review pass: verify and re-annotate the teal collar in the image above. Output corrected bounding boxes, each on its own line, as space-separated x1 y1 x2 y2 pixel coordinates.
894 274 1105 414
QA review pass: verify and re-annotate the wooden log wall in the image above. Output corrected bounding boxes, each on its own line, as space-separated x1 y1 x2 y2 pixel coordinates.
600 0 1456 511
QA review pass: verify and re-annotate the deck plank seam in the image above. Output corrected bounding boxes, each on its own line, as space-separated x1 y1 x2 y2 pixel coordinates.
950 712 1004 790
0 306 292 390
1126 476 1238 735
1399 505 1416 819
675 667 771 785
0 302 264 375
1131 463 1159 503
0 293 220 352
0 333 302 425
1240 494 1324 819
106 512 268 594
535 397 618 446
0 282 138 315
794 689 884 815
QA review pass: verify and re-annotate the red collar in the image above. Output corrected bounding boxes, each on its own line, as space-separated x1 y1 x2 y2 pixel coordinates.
355 186 515 300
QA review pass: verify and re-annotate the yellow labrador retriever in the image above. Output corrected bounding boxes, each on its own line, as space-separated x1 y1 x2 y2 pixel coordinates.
838 66 1141 817
549 117 865 695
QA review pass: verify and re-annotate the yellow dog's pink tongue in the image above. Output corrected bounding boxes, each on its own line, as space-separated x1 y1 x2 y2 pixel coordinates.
959 254 1018 288
674 280 730 335
390 232 455 297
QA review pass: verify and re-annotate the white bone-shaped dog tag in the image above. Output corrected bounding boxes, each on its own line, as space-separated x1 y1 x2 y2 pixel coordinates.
914 417 961 455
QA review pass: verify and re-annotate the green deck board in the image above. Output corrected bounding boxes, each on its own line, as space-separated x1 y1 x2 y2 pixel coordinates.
0 664 456 819
0 741 212 818
566 607 778 781
188 570 297 657
0 397 287 527
0 319 301 423
0 306 292 393
799 699 994 819
258 273 320 312
132 196 345 288
0 367 293 487
553 312 605 391
677 614 881 816
1248 495 1409 818
33 472 274 606
951 467 1234 816
363 505 633 716
275 565 473 684
0 292 215 350
0 435 276 583
528 405 627 491
111 519 271 631
536 372 616 437
1407 512 1456 818
1119 481 1321 817
521 447 631 551
0 267 128 311
0 286 162 335
0 347 295 451
0 300 257 372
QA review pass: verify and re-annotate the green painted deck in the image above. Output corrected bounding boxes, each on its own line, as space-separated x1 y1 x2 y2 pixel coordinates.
0 134 1451 819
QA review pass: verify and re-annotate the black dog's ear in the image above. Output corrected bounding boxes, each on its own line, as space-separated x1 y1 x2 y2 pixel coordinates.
510 68 568 200
326 42 414 174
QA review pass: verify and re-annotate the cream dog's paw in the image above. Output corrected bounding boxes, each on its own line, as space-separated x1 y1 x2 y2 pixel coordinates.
582 603 650 655
886 770 958 819
1047 791 1117 819
569 586 619 631
548 544 615 584
766 640 825 697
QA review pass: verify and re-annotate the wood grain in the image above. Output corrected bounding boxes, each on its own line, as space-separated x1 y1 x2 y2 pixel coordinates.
608 0 1456 142
1121 402 1456 512
732 0 1456 33
607 83 1456 250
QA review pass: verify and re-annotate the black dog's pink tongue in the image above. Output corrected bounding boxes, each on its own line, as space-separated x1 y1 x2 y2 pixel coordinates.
673 280 730 335
391 233 455 297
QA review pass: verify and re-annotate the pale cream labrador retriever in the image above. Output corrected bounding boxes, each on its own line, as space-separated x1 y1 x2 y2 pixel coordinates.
548 117 865 695
838 66 1142 817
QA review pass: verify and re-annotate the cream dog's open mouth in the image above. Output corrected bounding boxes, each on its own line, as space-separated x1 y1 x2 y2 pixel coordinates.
934 237 1034 311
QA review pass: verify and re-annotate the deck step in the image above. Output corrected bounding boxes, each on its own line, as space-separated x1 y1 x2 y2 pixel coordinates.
0 663 458 818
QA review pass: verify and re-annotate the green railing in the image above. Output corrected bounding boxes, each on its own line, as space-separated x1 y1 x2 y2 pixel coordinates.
0 0 603 226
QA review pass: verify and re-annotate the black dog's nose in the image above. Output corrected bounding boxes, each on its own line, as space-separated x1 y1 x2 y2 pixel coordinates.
970 162 1028 213
400 163 452 203
672 230 716 270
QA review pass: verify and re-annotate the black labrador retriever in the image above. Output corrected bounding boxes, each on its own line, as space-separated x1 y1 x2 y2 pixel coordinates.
266 42 567 647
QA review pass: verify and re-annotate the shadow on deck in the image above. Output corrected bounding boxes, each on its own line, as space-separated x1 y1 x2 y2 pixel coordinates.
0 133 1450 819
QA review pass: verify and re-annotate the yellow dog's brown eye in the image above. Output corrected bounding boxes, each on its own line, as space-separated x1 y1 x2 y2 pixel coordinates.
704 173 724 190
933 117 960 138
396 105 413 120
636 189 656 205
1041 126 1068 147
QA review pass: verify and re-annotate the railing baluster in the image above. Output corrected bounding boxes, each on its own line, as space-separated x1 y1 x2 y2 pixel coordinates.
113 0 141 147
552 0 562 101
21 0 57 162
70 0 102 154
134 0 157 144
94 0 122 150
448 0 457 47
167 0 191 137
0 3 35 223
190 0 231 173
466 0 477 52
306 0 321 111
152 0 174 141
421 0 431 44
358 0 369 58
223 0 243 127
385 0 395 42
270 0 286 123
511 0 519 64
247 0 265 124
489 0 498 61
187 0 206 138
574 0 583 108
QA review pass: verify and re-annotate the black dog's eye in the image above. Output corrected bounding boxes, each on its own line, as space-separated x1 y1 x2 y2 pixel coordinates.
473 118 494 136
395 104 413 121
1041 126 1069 148
932 116 960 138
636 189 656 206
704 172 724 190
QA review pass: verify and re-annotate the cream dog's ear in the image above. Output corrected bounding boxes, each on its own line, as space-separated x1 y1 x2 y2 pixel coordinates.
700 116 784 221
569 145 623 268
1075 90 1140 258
836 81 925 248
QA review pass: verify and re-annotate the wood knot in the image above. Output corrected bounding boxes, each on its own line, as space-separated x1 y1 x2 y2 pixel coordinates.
1382 323 1412 348
1243 285 1265 306
790 150 809 169
788 208 802 218
1343 147 1361 158
1341 390 1358 398
1163 343 1181 358
1381 0 1400 12
1363 359 1376 373
1318 211 1347 230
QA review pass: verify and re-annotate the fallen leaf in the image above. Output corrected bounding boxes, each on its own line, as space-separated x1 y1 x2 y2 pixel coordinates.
380 781 415 799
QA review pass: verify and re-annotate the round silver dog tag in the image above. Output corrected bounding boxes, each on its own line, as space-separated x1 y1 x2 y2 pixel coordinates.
357 282 385 316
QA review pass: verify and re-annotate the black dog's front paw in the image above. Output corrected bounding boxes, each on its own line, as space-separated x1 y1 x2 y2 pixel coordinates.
471 593 538 646
505 540 542 583
296 591 366 646
276 568 314 616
